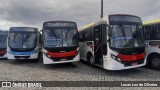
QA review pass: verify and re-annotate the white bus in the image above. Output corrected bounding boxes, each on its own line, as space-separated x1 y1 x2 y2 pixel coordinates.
79 14 146 70
143 19 160 70
7 27 40 60
42 21 80 64
0 30 8 59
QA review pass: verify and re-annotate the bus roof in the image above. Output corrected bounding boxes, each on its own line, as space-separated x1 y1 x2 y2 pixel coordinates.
0 30 8 34
43 21 77 29
9 27 38 32
10 27 38 30
44 21 76 24
82 19 107 30
143 19 160 25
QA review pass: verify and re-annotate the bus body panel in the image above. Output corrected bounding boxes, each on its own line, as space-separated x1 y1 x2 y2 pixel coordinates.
103 48 146 70
42 48 80 64
43 50 80 64
145 40 160 57
79 41 94 61
103 57 146 70
145 40 160 62
0 54 7 59
79 41 146 70
7 47 39 60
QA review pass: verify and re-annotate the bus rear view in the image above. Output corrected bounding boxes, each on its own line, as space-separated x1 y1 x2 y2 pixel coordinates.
42 21 80 64
7 27 40 60
0 30 8 59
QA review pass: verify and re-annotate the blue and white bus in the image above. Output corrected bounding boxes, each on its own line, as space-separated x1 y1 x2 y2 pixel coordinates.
0 30 8 59
7 27 40 60
42 21 80 64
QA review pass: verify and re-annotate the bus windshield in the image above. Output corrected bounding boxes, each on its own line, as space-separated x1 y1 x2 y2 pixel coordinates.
43 29 78 48
110 25 144 49
0 33 7 49
9 32 37 49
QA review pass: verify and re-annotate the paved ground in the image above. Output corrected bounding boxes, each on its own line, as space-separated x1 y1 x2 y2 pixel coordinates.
0 58 160 90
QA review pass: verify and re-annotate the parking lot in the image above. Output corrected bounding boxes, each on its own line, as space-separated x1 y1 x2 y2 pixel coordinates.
0 58 160 90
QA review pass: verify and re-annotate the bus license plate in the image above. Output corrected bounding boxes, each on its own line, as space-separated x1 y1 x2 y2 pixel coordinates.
132 63 138 66
61 59 67 61
19 57 25 60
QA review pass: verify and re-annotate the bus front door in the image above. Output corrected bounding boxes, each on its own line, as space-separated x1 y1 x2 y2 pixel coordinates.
94 25 103 66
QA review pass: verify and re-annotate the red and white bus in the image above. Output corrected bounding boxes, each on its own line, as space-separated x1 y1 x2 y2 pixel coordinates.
42 21 80 64
79 14 146 70
0 30 8 59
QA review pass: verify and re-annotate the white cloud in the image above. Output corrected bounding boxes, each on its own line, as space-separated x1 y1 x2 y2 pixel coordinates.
0 0 160 30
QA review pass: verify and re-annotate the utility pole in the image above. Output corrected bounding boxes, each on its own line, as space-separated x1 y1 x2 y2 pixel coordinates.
101 0 103 18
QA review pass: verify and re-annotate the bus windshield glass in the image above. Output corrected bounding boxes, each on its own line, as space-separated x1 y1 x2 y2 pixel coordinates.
0 33 7 49
43 29 78 48
110 25 144 49
9 32 37 49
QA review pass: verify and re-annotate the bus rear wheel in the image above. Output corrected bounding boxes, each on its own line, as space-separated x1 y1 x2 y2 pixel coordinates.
150 55 160 70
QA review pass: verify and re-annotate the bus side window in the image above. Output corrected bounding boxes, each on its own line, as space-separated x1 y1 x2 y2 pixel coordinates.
158 24 160 37
85 28 94 41
85 29 88 41
156 24 160 39
159 24 160 30
152 25 158 39
144 25 152 40
79 31 83 42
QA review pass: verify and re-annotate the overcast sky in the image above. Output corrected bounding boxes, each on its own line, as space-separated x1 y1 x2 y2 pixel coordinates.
0 0 160 30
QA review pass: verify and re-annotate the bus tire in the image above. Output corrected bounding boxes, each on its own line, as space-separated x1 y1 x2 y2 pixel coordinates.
89 56 95 67
150 54 160 70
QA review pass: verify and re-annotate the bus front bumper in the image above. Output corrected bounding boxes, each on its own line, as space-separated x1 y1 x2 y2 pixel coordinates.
103 58 147 70
43 54 80 64
7 53 39 60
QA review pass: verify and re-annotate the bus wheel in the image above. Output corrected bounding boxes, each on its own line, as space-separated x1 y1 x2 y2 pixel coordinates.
89 56 95 67
150 55 160 70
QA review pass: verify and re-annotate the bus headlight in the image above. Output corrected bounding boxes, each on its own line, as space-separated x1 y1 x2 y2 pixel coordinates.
47 55 51 58
111 54 116 60
43 52 51 58
111 54 122 63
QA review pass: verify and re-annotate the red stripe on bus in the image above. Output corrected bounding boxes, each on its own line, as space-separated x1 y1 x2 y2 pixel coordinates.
117 53 145 62
0 50 6 55
47 50 78 58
